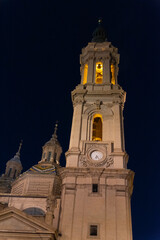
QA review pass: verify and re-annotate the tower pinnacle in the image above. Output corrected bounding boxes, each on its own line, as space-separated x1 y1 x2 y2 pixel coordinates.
40 122 62 164
4 142 23 179
16 140 23 157
92 19 107 42
52 122 58 140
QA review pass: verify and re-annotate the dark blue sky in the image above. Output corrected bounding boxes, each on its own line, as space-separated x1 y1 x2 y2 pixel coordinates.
0 0 160 239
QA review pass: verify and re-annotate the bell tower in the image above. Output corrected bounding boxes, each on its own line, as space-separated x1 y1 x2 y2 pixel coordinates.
60 21 134 240
66 20 126 169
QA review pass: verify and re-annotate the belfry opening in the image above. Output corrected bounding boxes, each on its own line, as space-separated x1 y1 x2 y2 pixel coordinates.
83 64 88 84
92 114 102 141
95 62 103 84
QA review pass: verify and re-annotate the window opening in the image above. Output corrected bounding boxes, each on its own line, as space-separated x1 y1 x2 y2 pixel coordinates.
54 152 57 162
47 152 51 162
13 169 17 179
90 225 98 236
95 62 103 84
43 152 46 159
83 64 88 84
8 168 12 177
92 184 98 193
23 207 45 216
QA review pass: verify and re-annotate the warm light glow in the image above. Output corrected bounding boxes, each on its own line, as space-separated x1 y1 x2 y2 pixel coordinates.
111 64 115 85
92 114 102 141
83 64 88 84
95 62 103 84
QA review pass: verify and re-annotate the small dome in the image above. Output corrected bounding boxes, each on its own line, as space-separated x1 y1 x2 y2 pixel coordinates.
44 137 61 147
8 154 21 164
92 19 107 43
40 123 62 165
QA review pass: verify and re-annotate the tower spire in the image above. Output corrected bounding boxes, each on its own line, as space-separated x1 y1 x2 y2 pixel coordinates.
16 140 23 157
52 121 58 139
40 121 62 164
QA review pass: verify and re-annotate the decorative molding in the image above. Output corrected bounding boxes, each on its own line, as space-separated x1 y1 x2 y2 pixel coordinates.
79 155 113 168
95 100 102 110
73 95 85 107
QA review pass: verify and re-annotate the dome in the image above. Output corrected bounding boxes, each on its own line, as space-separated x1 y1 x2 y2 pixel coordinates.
8 154 21 164
26 163 57 175
92 19 107 43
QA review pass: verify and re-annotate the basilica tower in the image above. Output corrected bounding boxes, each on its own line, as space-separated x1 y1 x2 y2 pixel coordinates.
59 21 134 240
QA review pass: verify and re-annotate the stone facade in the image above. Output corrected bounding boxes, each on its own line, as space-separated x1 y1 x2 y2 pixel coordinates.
0 22 134 240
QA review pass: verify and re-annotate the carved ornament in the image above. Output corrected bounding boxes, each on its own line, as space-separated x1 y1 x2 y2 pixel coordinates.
79 144 113 168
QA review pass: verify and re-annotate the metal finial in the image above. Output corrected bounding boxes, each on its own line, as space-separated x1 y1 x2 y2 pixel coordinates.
52 121 58 138
16 140 23 157
98 18 102 24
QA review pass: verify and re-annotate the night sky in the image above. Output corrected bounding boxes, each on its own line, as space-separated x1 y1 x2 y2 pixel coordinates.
0 0 160 239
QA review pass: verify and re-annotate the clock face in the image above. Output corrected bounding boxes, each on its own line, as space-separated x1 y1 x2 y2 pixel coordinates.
91 151 103 161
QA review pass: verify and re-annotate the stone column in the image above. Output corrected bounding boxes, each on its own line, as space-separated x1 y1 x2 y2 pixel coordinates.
80 65 84 85
69 102 83 150
81 114 88 141
87 57 94 84
103 56 110 84
113 104 123 150
59 175 76 240
106 187 116 240
45 195 56 226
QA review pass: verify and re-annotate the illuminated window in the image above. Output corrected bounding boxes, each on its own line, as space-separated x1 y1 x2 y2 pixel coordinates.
95 62 103 84
92 114 102 141
83 64 88 84
111 64 115 85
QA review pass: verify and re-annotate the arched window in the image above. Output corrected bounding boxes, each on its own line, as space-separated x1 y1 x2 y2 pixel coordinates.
83 64 88 84
8 168 12 177
54 152 57 162
13 169 17 179
111 64 115 85
23 207 45 216
92 114 102 141
95 62 103 84
47 151 51 162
